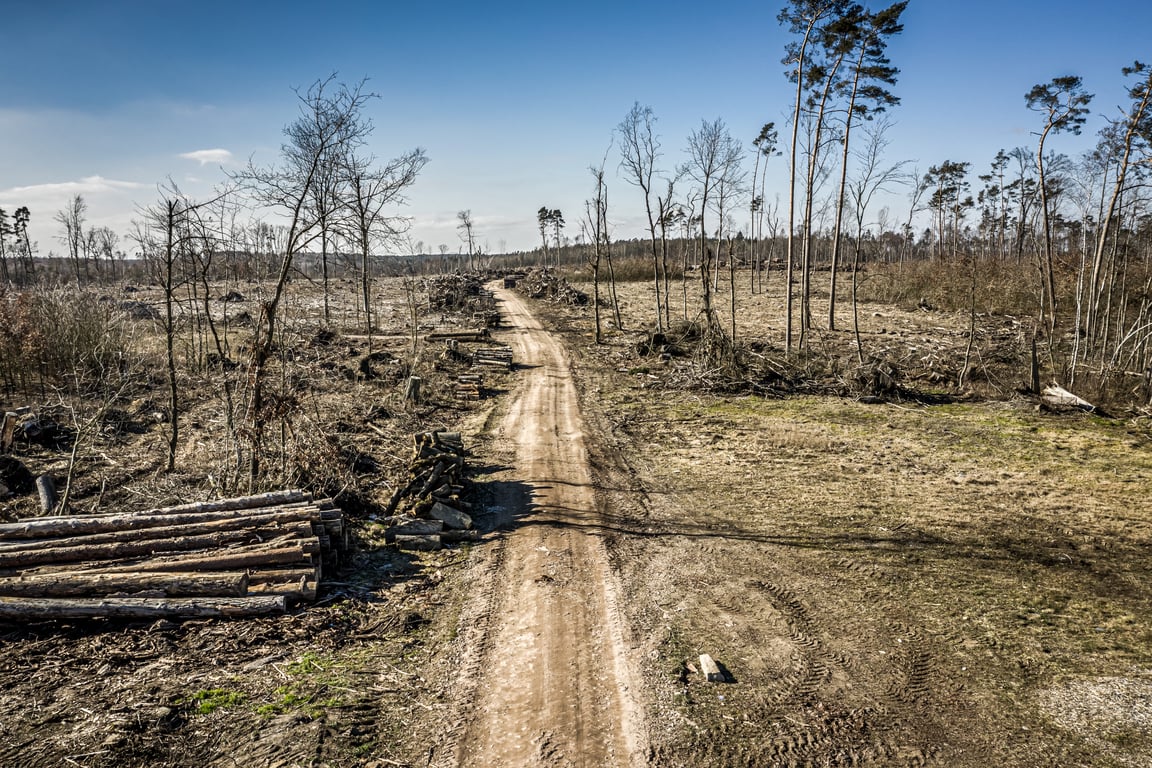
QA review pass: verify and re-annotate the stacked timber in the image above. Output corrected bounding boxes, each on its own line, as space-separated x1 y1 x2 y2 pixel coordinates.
0 490 346 621
456 374 483 400
426 328 490 343
472 346 513 372
382 432 477 551
472 288 500 328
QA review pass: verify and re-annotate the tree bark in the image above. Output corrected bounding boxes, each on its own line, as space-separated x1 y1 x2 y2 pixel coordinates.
0 595 286 620
0 571 248 599
0 526 317 569
35 475 56 515
0 510 322 547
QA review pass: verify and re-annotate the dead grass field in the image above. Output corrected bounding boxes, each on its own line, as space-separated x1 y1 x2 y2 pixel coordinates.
554 269 1152 767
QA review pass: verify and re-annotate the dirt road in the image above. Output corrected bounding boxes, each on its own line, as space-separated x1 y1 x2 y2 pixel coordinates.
440 285 643 768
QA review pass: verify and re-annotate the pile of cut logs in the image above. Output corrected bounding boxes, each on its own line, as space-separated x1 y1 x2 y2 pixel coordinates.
455 373 483 400
426 328 490 343
381 431 477 551
473 346 513 372
0 490 346 621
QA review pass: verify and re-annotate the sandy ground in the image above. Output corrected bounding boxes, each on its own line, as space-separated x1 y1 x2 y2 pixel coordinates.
435 284 644 768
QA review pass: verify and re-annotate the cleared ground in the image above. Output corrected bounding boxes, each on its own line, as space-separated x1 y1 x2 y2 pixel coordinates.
0 271 1149 767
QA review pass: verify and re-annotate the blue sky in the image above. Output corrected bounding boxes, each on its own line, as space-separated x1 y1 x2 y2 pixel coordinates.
2 0 1150 255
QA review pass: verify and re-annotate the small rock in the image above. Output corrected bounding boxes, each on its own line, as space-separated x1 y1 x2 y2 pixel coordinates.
429 502 473 530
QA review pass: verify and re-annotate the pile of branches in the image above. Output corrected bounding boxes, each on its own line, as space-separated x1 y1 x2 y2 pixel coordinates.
0 490 347 621
426 273 485 312
518 267 588 306
381 431 476 551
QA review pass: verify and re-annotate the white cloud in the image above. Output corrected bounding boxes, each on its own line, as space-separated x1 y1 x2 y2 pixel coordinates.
179 148 233 166
2 176 147 198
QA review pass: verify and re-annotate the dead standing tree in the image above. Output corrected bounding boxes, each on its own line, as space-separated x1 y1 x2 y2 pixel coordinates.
134 182 231 473
685 118 743 364
340 146 429 353
236 75 373 489
617 102 667 333
583 166 610 344
457 210 477 271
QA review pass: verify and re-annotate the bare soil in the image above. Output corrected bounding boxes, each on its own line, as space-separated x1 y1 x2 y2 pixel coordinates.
1 271 1150 768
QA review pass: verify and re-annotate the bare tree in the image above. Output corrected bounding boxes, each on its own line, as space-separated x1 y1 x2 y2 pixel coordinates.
133 182 231 473
685 118 742 352
457 210 476 271
583 165 610 343
617 102 667 332
234 74 373 487
1081 63 1152 370
341 146 429 350
54 194 87 287
846 116 911 360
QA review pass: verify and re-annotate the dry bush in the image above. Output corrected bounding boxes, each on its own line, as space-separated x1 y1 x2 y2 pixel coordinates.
568 253 685 284
0 288 135 399
861 258 1041 316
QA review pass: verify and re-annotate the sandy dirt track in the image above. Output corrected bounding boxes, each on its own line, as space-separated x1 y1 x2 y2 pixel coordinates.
442 284 643 768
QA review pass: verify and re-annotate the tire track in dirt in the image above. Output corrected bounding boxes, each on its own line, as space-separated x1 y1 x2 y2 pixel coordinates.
437 284 643 768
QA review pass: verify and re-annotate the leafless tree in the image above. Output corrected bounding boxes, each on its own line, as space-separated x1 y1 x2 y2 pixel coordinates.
617 102 668 332
54 194 87 287
234 74 374 488
685 118 742 335
340 146 429 350
457 210 476 271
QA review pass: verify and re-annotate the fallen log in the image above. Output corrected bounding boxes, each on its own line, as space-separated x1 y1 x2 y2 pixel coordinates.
0 501 322 540
0 595 287 620
1041 384 1096 412
247 576 317 602
0 571 249 598
441 529 481 544
0 524 316 569
246 568 318 586
13 540 318 577
394 534 442 552
0 513 319 550
429 502 472 530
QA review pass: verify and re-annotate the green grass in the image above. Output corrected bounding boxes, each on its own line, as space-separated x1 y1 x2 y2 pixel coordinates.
186 688 246 715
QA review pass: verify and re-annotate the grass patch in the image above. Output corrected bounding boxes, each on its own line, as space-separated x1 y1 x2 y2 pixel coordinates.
186 688 246 715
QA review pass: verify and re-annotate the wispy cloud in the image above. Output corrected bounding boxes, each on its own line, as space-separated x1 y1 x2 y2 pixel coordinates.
179 148 233 166
2 176 147 198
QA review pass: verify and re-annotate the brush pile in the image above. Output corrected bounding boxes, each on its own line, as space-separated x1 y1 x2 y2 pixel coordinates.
518 267 588 306
0 490 347 621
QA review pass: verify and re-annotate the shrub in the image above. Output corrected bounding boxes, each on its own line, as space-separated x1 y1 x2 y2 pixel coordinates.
0 288 134 399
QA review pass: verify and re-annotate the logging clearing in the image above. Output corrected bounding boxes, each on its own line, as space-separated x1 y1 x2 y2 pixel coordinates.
0 273 1149 768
